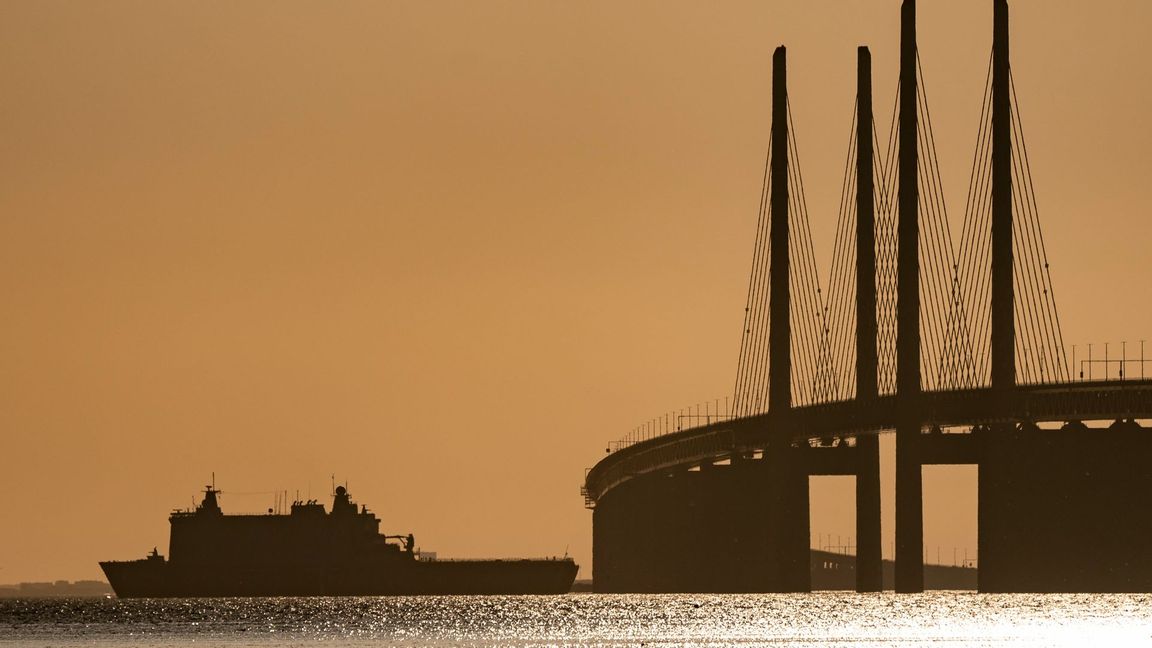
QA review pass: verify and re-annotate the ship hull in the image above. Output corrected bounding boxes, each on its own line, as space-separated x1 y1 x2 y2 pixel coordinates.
100 557 578 598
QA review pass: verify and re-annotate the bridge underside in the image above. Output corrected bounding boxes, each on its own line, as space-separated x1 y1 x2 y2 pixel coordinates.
591 417 1152 593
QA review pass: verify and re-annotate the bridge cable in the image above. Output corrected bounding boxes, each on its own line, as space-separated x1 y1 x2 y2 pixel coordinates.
823 104 856 401
875 80 903 395
956 52 996 386
785 106 823 405
786 97 833 406
1010 141 1046 382
825 102 859 401
956 52 995 386
732 135 773 415
1011 69 1068 380
915 52 967 392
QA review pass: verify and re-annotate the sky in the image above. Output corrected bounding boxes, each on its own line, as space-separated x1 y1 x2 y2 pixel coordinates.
1 0 1150 583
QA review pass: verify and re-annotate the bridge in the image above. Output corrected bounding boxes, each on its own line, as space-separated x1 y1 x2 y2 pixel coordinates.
583 0 1152 594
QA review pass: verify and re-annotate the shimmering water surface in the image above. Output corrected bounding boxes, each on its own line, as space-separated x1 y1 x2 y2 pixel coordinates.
2 593 1151 647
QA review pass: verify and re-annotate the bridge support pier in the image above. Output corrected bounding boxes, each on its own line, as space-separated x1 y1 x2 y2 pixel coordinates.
894 426 923 592
855 434 883 592
978 422 1152 592
593 452 816 593
592 466 767 593
766 441 810 592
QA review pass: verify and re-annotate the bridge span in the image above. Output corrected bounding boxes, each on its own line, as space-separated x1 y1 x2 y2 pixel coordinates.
584 380 1152 505
584 0 1152 594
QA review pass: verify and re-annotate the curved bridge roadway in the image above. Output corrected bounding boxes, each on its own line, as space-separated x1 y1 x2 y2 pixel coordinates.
583 380 1152 505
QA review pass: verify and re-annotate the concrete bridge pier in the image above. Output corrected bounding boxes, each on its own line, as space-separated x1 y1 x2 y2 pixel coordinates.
855 434 883 591
592 454 813 593
591 470 676 592
978 421 1152 592
591 467 751 592
894 424 923 592
766 438 811 592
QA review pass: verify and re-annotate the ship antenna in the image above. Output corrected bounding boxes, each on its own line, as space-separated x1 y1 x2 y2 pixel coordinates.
331 473 335 497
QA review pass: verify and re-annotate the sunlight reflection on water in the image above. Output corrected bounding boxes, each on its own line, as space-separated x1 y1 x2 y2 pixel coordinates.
2 592 1151 647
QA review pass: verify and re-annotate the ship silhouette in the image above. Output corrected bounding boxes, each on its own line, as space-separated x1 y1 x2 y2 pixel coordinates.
100 484 577 597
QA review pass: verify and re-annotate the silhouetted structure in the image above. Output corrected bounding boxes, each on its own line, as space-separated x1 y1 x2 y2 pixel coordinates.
810 550 976 591
585 0 1152 594
0 580 112 598
101 485 576 597
853 45 883 595
894 0 923 594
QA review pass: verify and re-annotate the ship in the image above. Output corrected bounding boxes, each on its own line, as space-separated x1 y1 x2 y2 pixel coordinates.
100 484 578 597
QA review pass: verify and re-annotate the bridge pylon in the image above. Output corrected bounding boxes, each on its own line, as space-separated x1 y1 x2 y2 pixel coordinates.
854 45 883 594
979 0 1014 595
989 0 1013 394
765 45 812 593
894 0 925 594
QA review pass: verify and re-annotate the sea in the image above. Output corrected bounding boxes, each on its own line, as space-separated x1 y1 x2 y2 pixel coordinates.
2 593 1151 647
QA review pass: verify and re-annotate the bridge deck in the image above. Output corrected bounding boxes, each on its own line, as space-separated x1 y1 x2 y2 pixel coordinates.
583 380 1152 505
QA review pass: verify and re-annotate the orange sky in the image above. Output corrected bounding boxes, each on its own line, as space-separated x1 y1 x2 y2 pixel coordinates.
1 0 1150 583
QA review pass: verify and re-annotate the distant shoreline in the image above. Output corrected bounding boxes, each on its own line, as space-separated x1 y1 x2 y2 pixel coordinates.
0 580 113 598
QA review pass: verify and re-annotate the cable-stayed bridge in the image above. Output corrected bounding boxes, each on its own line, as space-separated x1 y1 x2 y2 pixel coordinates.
583 0 1152 594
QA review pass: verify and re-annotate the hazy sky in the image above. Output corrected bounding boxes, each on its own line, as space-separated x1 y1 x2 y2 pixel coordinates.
2 0 1150 583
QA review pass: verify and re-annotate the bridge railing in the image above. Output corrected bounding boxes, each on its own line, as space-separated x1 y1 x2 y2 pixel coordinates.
1071 341 1152 382
603 397 736 454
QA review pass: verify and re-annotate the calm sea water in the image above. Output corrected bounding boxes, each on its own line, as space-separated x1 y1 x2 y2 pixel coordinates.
2 593 1151 647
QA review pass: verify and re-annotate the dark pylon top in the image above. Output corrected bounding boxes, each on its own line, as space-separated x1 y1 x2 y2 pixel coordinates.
769 46 791 414
855 46 878 401
990 0 1014 391
897 0 920 401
